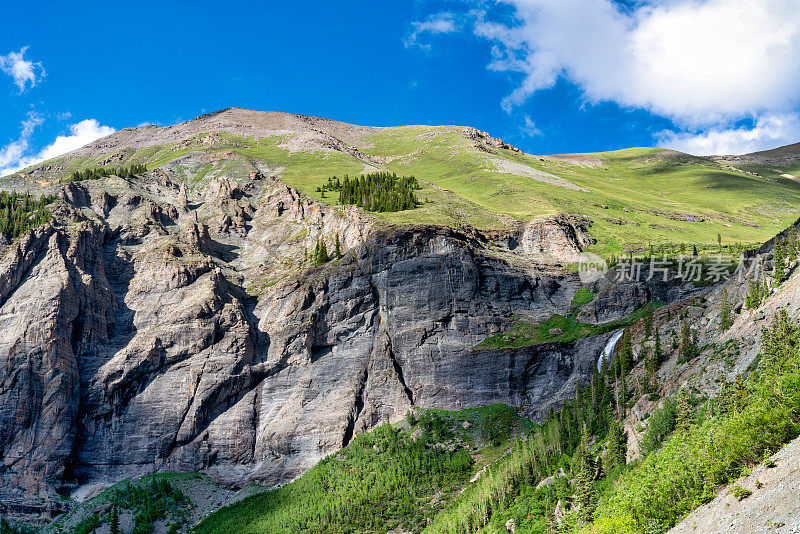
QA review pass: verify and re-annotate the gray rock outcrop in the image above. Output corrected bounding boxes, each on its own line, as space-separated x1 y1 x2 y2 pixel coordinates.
0 164 686 501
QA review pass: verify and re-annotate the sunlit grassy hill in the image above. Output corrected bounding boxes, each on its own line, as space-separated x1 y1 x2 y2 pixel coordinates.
6 108 800 254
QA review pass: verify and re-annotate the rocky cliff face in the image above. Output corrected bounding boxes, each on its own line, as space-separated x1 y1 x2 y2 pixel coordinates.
0 155 693 502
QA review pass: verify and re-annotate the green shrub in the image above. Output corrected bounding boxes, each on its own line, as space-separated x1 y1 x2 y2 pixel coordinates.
640 398 677 455
730 484 752 501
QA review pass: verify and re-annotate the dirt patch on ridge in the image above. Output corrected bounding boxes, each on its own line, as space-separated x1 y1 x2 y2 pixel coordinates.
488 157 589 192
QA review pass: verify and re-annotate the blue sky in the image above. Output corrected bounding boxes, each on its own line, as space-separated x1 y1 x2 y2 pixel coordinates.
3 0 800 175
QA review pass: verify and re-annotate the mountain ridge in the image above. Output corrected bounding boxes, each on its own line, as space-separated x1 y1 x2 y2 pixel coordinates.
1 108 800 533
5 108 800 256
58 107 800 164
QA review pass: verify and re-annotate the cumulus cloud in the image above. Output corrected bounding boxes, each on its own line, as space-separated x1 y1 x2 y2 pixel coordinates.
0 47 45 92
656 113 800 156
0 118 115 176
35 120 116 162
474 0 800 125
414 0 800 153
0 113 44 175
405 13 460 49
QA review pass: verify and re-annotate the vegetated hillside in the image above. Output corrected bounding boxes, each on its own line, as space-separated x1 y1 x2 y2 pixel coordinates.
6 108 800 254
1 108 703 526
192 218 800 534
36 406 528 534
2 109 800 533
194 405 531 534
421 220 800 534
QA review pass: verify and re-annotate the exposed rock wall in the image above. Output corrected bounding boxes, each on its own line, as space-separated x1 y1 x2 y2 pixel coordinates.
492 215 596 263
0 170 676 499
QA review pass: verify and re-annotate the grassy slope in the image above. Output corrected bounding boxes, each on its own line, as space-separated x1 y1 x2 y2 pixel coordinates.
8 127 800 254
420 310 800 534
195 405 531 534
427 228 800 534
474 300 663 350
358 133 800 252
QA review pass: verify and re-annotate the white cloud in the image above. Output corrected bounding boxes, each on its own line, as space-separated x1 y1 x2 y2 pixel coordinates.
0 113 44 174
0 47 45 92
0 118 115 176
405 13 460 49
656 112 800 156
472 0 800 125
408 0 800 153
35 120 116 161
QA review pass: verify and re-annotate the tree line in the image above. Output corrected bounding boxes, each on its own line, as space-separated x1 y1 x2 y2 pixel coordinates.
68 163 146 182
316 172 420 212
0 191 55 240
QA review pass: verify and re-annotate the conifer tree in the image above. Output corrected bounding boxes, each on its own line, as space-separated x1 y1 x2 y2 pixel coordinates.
573 425 596 522
676 387 694 434
732 373 747 413
110 501 120 534
607 416 626 471
745 279 762 309
334 234 342 259
312 237 329 266
774 241 787 284
653 327 663 367
678 320 698 364
618 329 634 377
760 308 800 374
644 342 658 375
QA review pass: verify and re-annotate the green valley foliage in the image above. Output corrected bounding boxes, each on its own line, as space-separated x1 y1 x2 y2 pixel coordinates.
429 307 800 534
586 308 800 533
0 191 55 240
58 475 191 534
318 173 420 212
195 424 473 533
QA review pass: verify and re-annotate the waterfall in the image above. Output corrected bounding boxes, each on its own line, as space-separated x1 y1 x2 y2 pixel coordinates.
598 329 624 371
